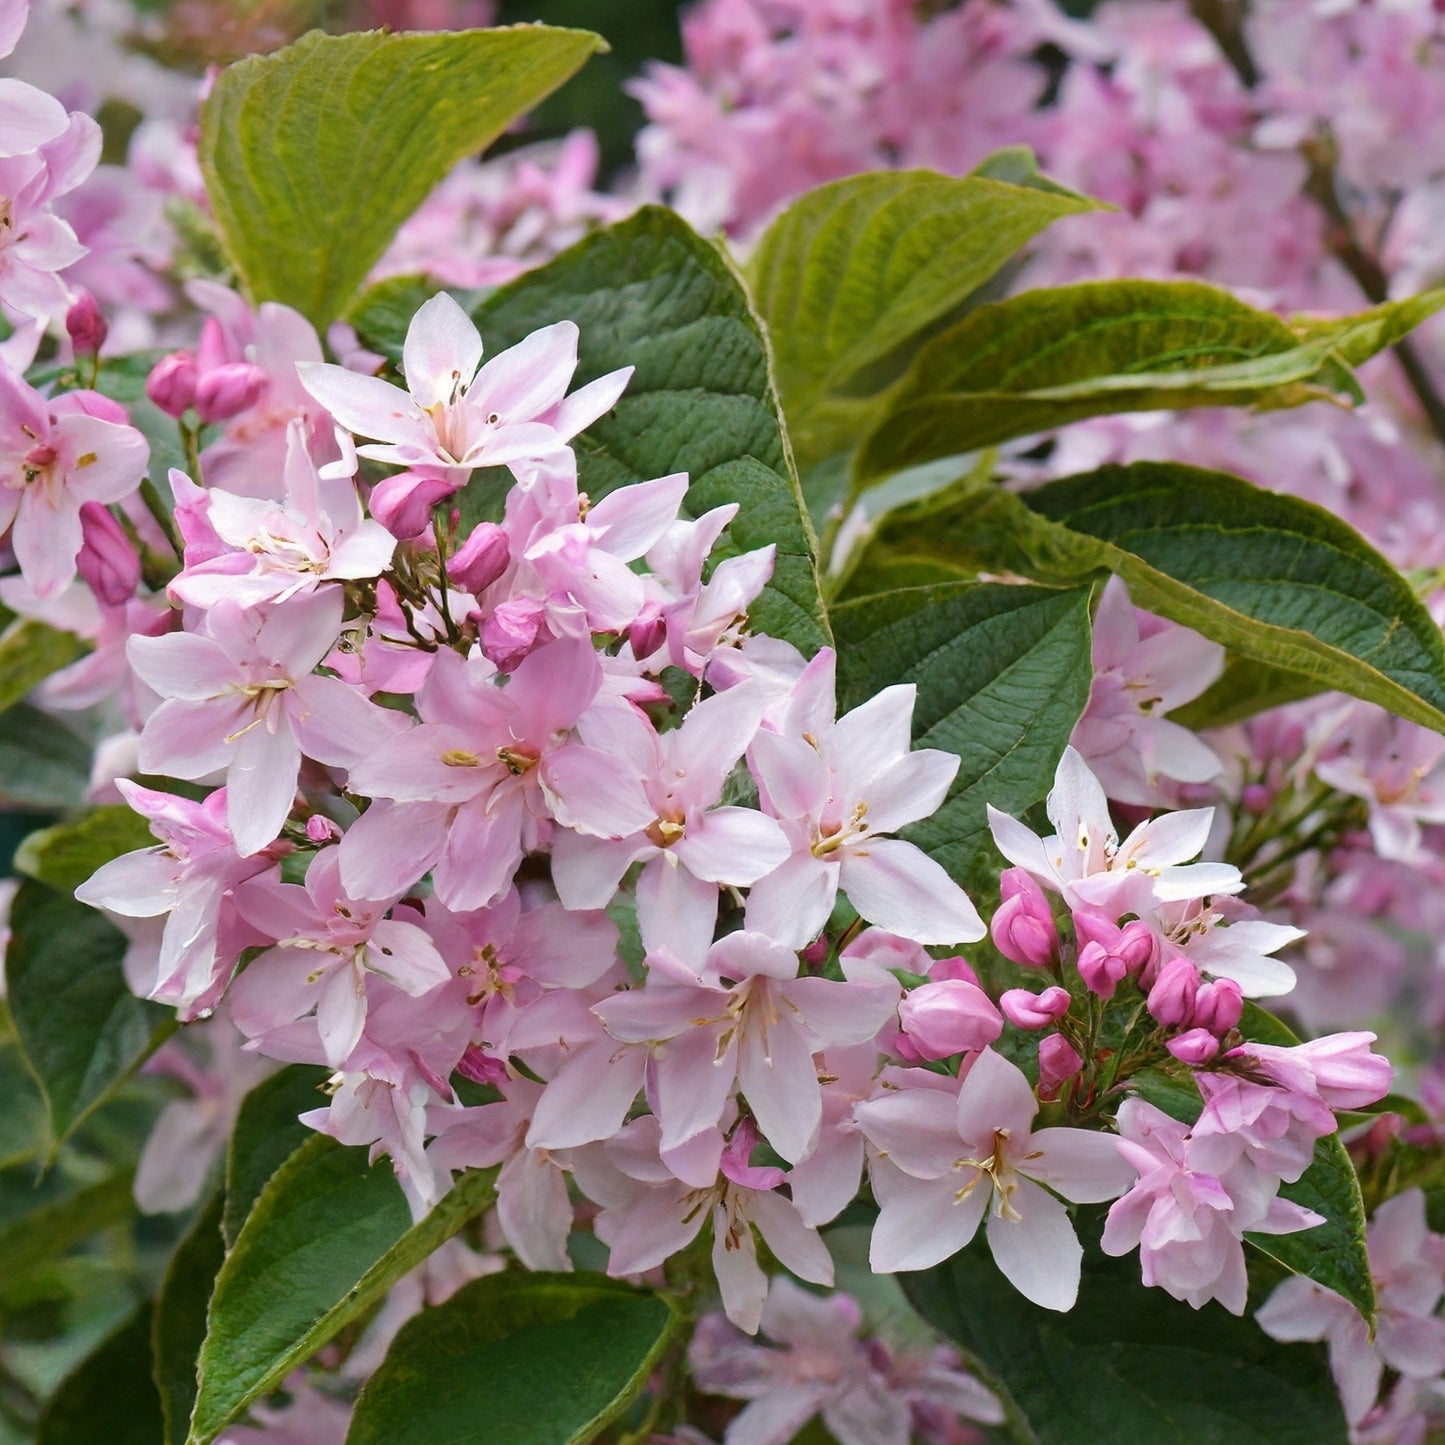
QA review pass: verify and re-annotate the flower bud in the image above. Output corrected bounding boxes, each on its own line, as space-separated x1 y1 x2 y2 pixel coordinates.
368 469 458 539
447 521 510 595
1167 1027 1220 1065
193 362 268 423
1147 957 1200 1028
1192 977 1243 1036
457 1045 508 1087
305 815 342 843
77 501 140 606
481 598 545 673
628 605 666 662
897 979 1003 1060
65 291 107 356
1000 985 1071 1031
1115 919 1160 978
1078 939 1129 999
1241 782 1273 816
145 351 197 417
1038 1032 1084 1095
991 867 1059 969
928 954 980 986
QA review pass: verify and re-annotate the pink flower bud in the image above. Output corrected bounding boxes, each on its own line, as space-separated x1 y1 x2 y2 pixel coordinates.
65 291 107 356
447 522 510 594
1147 957 1200 1028
304 815 341 843
146 352 197 417
898 979 1002 1060
77 501 140 606
52 388 130 426
799 933 830 970
1115 920 1160 979
193 362 268 424
1241 783 1273 816
1192 977 1243 1036
1000 985 1071 1031
457 1045 509 1087
481 598 546 673
928 954 980 986
1038 1032 1083 1094
196 316 234 373
1167 1027 1220 1065
1078 940 1129 999
992 867 1060 968
629 605 666 661
368 469 459 539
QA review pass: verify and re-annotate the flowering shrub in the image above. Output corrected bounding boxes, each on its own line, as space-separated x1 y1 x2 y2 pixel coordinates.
5 2 1445 1443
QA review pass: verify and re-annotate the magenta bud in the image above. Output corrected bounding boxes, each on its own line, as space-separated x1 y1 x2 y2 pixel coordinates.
1167 1028 1221 1065
77 501 140 606
1192 977 1243 1036
1000 985 1071 1031
629 606 667 661
929 954 980 986
991 867 1060 969
1115 919 1160 978
799 933 830 970
481 598 545 673
368 469 459 540
145 351 198 417
898 979 1003 1060
1147 956 1201 1028
456 1045 509 1087
65 291 107 356
193 362 268 424
304 815 342 843
1077 940 1129 1000
447 521 510 595
1038 1032 1084 1094
1242 782 1273 816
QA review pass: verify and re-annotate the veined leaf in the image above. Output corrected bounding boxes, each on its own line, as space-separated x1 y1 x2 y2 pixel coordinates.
37 1302 165 1445
0 618 85 717
153 1193 225 1445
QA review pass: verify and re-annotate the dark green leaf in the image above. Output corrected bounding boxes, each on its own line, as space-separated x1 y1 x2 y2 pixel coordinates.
472 206 831 655
863 463 1445 735
906 1230 1348 1445
5 880 172 1153
188 1137 495 1443
153 1192 225 1445
0 1039 47 1168
200 26 605 327
745 169 1095 466
832 582 1095 890
346 1272 677 1445
0 619 85 718
1169 656 1322 731
856 280 1445 484
222 1064 330 1249
37 1303 165 1445
0 705 93 812
0 1169 137 1281
14 807 157 896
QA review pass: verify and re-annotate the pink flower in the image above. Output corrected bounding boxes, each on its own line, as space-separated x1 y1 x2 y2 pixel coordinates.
896 979 1003 1062
856 1049 1135 1309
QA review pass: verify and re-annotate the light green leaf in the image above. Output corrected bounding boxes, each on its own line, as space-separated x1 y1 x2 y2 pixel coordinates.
14 806 157 896
199 26 605 327
153 1193 225 1445
832 582 1095 891
188 1136 495 1444
37 1302 165 1445
0 1168 137 1282
745 168 1095 466
906 1229 1349 1445
5 880 172 1154
346 1272 678 1445
861 462 1445 735
471 206 831 654
855 281 1445 484
0 618 85 717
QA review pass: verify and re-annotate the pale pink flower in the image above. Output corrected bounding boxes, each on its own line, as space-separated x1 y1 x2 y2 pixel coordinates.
856 1049 1135 1309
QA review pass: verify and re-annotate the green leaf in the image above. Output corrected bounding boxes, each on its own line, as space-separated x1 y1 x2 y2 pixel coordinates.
0 618 85 717
199 26 605 327
153 1193 225 1445
471 205 831 655
0 1169 137 1281
863 462 1445 736
832 582 1095 890
188 1137 495 1443
346 1272 677 1445
745 169 1095 466
14 807 157 895
222 1064 330 1249
906 1231 1349 1445
0 1038 47 1168
37 1303 165 1445
0 704 93 812
855 280 1445 484
5 880 172 1154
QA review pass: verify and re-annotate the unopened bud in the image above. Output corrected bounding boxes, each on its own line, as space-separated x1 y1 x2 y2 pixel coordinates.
194 362 268 423
447 521 510 595
305 815 342 843
145 351 197 417
1167 1028 1220 1065
897 979 1003 1060
1038 1032 1084 1095
65 291 107 356
77 501 140 606
1078 940 1129 999
1192 977 1243 1036
991 867 1059 969
1147 957 1201 1028
368 469 458 540
481 598 545 673
629 605 666 662
1000 985 1071 1031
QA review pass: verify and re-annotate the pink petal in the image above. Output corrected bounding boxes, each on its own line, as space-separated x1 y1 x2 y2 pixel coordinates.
840 839 984 945
985 1177 1082 1311
402 292 483 411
